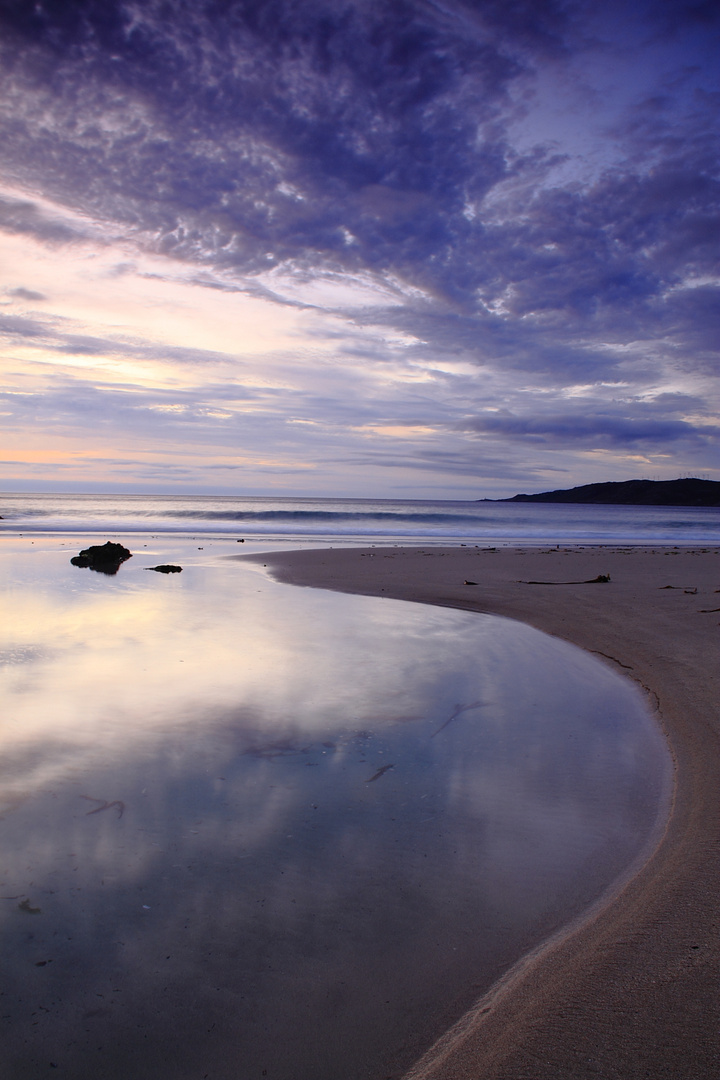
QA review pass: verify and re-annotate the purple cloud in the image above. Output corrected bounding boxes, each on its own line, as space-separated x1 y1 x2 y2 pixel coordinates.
0 0 717 490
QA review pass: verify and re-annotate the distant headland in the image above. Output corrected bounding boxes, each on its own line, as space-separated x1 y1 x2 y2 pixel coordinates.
484 478 720 507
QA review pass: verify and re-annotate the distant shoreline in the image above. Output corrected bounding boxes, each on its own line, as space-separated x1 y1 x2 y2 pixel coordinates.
482 477 720 507
246 544 720 1080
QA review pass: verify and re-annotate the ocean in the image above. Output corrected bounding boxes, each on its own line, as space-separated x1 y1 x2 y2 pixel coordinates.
1 491 719 546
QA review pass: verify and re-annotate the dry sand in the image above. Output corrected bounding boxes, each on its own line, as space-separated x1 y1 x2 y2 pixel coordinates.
244 545 719 1080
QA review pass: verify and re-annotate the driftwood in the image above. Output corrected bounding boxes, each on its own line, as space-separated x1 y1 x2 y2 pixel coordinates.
521 574 611 585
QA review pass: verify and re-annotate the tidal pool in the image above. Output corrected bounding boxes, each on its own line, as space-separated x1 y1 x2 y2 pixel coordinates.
0 538 671 1080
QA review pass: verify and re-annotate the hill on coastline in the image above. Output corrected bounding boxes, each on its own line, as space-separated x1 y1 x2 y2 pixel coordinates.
489 478 720 507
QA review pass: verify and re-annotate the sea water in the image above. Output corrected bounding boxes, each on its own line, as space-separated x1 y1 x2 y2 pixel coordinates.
1 491 718 546
0 535 672 1080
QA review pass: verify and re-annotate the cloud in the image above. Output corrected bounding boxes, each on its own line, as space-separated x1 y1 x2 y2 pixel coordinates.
0 1 717 493
1 1 716 324
0 3 529 283
0 311 50 337
342 444 554 482
0 195 91 245
460 411 714 448
7 286 47 301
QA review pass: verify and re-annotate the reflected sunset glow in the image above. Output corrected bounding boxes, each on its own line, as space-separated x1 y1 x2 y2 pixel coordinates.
0 538 671 1079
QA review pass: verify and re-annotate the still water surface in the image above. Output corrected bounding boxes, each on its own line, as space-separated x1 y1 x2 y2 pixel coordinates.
0 538 670 1079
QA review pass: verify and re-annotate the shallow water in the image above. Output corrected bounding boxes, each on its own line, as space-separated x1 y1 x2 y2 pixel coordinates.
0 537 671 1079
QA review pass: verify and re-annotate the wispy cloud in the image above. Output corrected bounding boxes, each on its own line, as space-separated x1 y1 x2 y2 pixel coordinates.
0 0 717 495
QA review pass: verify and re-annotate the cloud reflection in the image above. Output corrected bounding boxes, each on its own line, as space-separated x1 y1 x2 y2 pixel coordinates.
0 543 671 1079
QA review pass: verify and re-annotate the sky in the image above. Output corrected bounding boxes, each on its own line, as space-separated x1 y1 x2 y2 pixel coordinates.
0 0 718 499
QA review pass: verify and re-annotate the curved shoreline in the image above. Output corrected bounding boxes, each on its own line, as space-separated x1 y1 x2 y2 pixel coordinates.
243 545 720 1080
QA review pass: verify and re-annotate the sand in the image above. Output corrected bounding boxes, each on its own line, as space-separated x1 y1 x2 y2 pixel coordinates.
244 545 720 1080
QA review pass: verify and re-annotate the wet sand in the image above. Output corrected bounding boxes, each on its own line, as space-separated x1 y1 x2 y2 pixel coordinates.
244 545 720 1080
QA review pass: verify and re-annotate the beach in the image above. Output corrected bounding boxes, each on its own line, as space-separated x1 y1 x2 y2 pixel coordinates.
246 544 720 1079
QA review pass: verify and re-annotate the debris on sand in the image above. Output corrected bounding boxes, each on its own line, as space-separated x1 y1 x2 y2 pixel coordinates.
80 795 125 818
365 764 395 783
522 574 611 585
18 898 41 914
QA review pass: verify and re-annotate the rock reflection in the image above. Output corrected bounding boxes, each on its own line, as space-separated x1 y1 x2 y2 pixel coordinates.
0 542 671 1080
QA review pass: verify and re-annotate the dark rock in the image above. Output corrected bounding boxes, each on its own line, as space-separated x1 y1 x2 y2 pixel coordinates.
144 564 183 573
71 541 132 575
